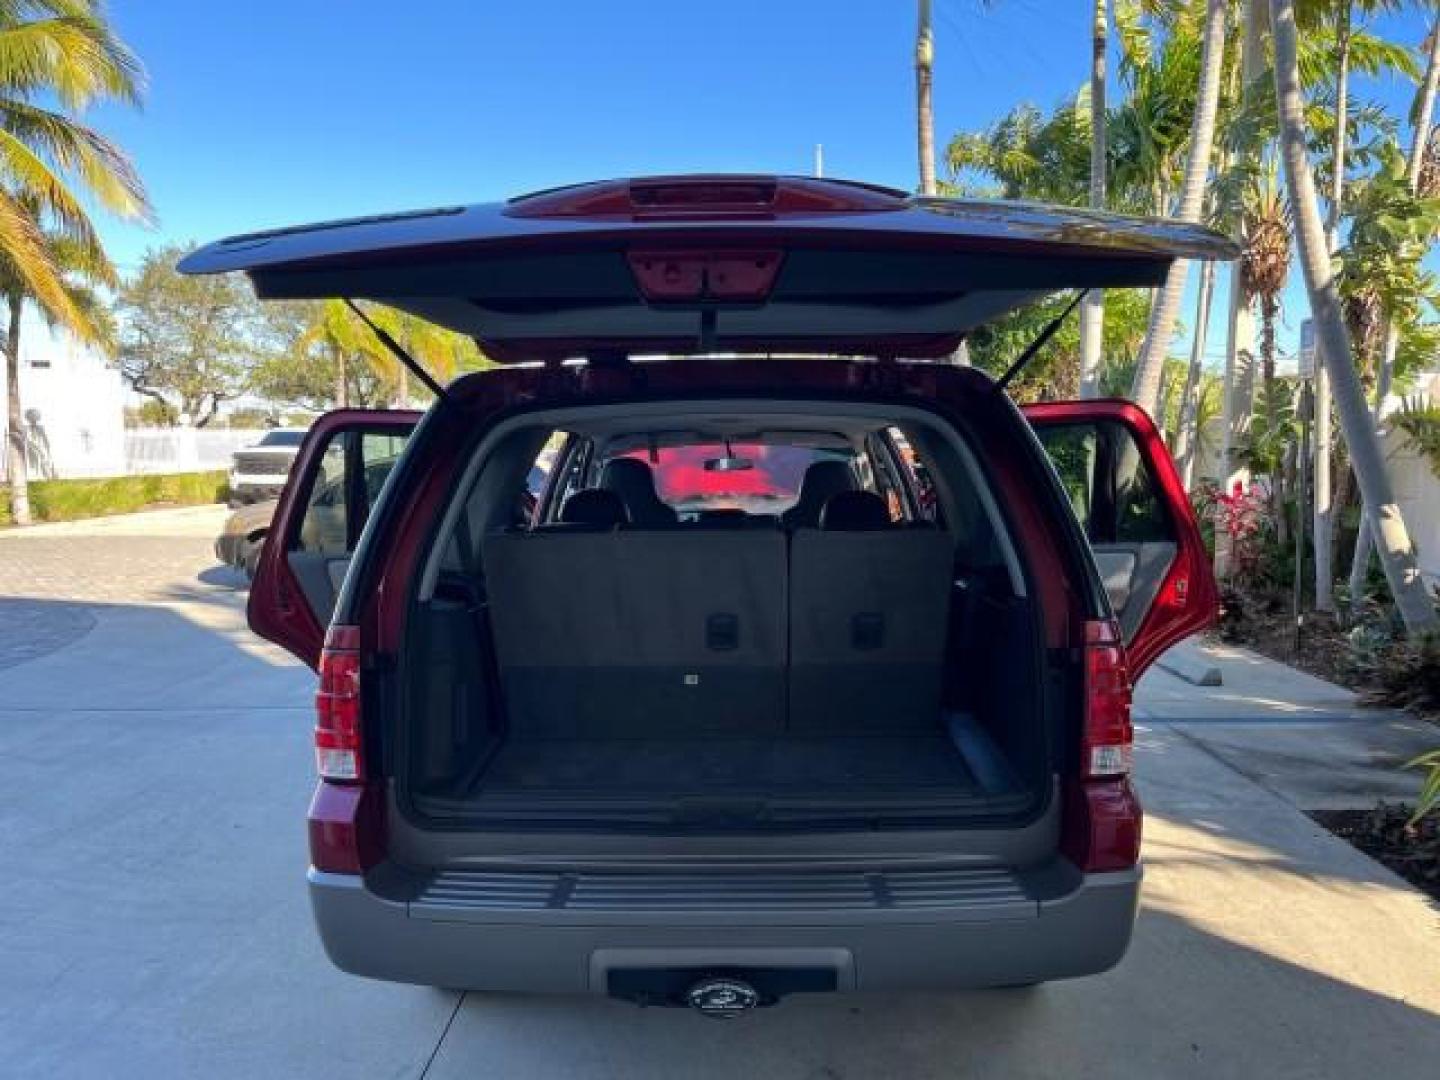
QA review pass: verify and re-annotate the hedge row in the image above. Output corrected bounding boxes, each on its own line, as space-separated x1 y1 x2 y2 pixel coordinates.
0 470 228 527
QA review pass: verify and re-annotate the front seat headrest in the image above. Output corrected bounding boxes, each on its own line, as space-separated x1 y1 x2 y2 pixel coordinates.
600 457 678 527
559 488 629 528
782 460 856 528
820 490 892 531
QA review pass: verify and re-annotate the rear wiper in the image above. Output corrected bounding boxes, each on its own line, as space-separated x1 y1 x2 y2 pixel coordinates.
343 298 452 405
992 289 1089 395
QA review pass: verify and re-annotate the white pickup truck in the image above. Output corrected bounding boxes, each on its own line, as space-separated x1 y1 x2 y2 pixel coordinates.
228 427 308 506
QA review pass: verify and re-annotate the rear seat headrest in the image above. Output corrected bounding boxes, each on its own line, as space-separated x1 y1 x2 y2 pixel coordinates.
781 460 856 529
820 490 892 530
560 488 629 528
600 457 678 527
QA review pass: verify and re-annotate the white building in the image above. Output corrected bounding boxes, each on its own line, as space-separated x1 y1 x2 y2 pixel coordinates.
0 308 127 481
1381 370 1440 590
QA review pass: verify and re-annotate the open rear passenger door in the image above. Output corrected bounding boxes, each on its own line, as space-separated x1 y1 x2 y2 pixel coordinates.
248 409 419 669
1025 399 1218 679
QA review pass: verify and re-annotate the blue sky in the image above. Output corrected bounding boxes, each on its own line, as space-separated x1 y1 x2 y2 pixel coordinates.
90 0 1436 368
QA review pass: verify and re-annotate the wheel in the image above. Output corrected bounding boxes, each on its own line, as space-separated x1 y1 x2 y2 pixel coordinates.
242 536 264 579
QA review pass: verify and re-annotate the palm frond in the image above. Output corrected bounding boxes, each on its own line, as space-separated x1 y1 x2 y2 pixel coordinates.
0 184 87 335
0 12 144 109
0 99 150 220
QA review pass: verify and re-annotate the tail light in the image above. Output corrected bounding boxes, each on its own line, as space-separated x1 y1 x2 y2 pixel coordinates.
1082 619 1133 778
314 625 363 781
1062 619 1142 872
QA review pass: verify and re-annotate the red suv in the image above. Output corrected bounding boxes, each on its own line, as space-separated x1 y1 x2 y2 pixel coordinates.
181 176 1230 1012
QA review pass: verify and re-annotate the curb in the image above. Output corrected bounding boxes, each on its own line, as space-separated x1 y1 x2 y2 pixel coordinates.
1156 652 1224 686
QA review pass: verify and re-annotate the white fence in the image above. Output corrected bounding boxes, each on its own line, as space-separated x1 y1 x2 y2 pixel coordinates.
1 426 266 482
122 428 262 477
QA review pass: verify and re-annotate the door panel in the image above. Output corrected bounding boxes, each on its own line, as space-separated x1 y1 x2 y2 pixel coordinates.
1025 399 1217 678
248 410 419 668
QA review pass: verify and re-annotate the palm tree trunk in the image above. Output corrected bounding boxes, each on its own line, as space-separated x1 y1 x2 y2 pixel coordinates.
1131 0 1228 417
1312 4 1350 614
334 344 349 409
1260 294 1278 394
916 0 937 196
1175 260 1216 487
1347 14 1440 602
1218 0 1266 518
1271 0 1437 636
1079 0 1108 399
4 292 31 526
396 363 410 408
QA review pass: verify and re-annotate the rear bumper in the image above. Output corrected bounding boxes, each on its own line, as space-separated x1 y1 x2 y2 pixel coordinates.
308 861 1141 994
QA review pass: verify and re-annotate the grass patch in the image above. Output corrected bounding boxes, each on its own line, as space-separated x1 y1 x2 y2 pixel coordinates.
0 470 228 527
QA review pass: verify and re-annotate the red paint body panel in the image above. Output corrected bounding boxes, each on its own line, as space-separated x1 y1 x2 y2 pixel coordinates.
307 780 386 874
1060 778 1143 873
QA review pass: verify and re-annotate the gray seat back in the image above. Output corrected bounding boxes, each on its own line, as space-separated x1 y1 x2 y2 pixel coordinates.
788 527 955 733
482 528 787 739
612 530 787 735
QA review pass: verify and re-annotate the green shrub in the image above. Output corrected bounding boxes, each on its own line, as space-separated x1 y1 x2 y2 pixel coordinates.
0 470 228 526
1393 396 1440 478
1408 749 1440 825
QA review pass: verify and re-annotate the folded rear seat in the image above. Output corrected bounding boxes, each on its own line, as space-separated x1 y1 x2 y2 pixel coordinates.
788 492 955 734
483 492 787 740
610 529 787 736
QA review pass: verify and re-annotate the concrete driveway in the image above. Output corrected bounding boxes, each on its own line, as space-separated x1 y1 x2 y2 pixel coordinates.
1 506 1437 1079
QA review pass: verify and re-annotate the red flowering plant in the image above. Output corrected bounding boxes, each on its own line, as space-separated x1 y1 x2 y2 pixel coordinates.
1195 478 1270 586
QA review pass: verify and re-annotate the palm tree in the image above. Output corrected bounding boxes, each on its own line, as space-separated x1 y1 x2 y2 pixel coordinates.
1270 0 1437 636
1348 15 1440 601
291 301 479 410
1313 0 1353 615
1173 258 1217 485
1079 0 1109 398
1130 0 1228 418
917 0 937 196
1110 9 1203 216
1 1 148 525
1216 0 1268 534
1240 169 1292 396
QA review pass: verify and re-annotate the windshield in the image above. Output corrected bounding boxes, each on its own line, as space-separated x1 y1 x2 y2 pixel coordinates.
616 443 853 514
257 429 306 448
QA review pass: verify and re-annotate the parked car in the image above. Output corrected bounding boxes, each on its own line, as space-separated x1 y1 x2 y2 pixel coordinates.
216 450 410 577
180 175 1231 1013
228 427 308 505
214 498 277 578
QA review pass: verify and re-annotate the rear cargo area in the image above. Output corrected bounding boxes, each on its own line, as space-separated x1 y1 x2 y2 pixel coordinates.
401 524 1048 830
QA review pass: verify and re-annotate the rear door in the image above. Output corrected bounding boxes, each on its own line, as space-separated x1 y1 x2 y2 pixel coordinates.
177 175 1235 364
248 409 419 669
1025 399 1217 678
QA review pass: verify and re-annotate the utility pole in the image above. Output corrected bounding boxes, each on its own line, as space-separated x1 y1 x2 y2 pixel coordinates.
916 0 937 195
814 143 824 178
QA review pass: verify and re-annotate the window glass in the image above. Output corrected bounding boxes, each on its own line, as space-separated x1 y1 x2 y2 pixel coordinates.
529 431 567 499
886 426 941 522
1034 420 1168 544
299 441 349 555
296 428 410 556
615 443 854 515
1034 425 1096 527
360 432 406 506
259 429 306 448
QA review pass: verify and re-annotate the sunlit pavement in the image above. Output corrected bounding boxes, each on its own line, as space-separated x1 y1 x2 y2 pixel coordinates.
1 507 1437 1079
